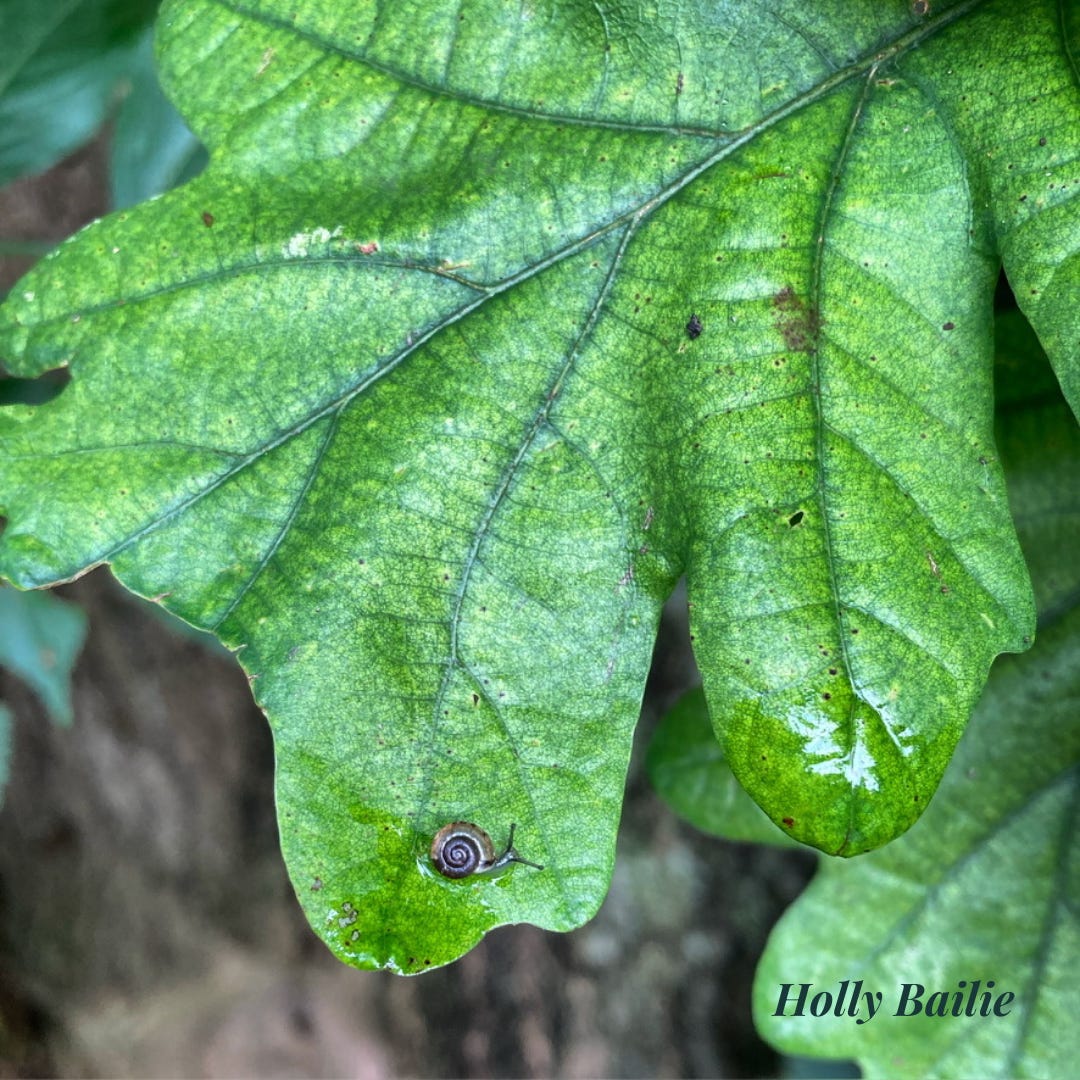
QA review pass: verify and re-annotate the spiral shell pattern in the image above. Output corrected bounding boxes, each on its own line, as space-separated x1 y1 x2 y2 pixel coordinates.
430 822 495 879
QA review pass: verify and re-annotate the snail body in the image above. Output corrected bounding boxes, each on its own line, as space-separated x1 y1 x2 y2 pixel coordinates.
430 822 543 879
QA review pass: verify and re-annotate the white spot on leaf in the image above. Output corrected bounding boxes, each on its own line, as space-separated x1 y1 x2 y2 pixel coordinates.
283 225 344 258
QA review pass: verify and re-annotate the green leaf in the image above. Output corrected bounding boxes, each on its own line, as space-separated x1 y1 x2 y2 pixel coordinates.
109 26 207 209
647 686 800 847
752 312 1080 1079
0 585 87 726
0 0 158 185
0 0 1076 971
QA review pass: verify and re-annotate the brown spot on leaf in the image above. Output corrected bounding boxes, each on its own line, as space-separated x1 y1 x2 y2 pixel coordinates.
772 286 821 352
202 211 215 227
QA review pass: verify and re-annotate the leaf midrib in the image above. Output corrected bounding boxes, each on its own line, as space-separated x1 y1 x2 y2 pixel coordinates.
405 220 640 913
806 59 880 830
15 0 981 341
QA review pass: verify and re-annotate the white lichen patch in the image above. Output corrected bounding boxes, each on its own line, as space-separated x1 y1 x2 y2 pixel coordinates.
282 225 344 258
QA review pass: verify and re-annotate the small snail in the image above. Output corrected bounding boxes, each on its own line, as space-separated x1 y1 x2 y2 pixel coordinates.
430 822 544 879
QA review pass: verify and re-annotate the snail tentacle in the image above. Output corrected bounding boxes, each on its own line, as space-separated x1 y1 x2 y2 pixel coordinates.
430 821 544 879
490 823 545 873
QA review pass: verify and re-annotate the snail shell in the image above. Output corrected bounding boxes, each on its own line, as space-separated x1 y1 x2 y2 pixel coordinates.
430 821 544 880
430 822 495 879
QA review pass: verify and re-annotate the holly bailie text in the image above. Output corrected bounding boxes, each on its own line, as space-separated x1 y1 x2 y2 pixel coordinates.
772 980 1015 1024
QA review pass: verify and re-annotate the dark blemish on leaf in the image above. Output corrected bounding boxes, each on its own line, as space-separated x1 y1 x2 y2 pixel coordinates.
202 211 215 227
828 667 837 675
851 628 859 635
471 693 479 706
772 286 821 352
782 817 795 828
676 71 684 95
940 585 950 594
787 510 804 527
311 877 323 891
822 692 831 700
911 0 930 15
1039 136 1047 146
942 321 955 331
686 313 703 339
